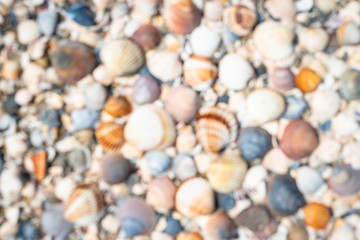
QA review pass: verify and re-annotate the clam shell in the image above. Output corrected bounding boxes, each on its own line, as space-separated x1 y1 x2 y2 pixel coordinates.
279 120 319 159
175 177 215 218
146 176 176 210
328 165 360 196
297 27 329 52
269 68 295 92
282 96 308 120
132 24 161 51
295 68 322 93
196 106 238 153
145 151 172 176
339 68 360 101
308 90 340 123
64 183 105 226
206 154 247 193
303 202 331 230
176 232 204 240
336 21 360 45
30 150 47 182
223 4 257 36
95 122 125 152
296 166 323 195
100 154 132 185
104 96 132 118
147 50 182 82
204 211 234 240
173 154 197 181
287 221 309 240
133 75 161 104
189 25 221 58
183 56 217 91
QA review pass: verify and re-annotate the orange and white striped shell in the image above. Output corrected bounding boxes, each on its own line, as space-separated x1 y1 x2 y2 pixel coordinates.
95 122 125 152
223 4 257 36
103 96 132 118
183 56 217 91
31 150 47 182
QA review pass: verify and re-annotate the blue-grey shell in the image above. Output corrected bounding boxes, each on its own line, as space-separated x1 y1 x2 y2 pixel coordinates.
41 205 73 240
37 10 58 36
340 69 360 101
163 215 183 236
145 151 172 176
238 127 272 162
71 108 100 130
328 165 360 196
66 3 94 26
282 96 307 120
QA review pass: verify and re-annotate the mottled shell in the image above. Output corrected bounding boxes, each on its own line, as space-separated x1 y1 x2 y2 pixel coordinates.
176 232 204 240
223 4 257 36
100 39 145 77
238 127 272 162
287 221 309 240
336 21 360 45
132 24 161 51
269 68 295 92
207 155 247 193
133 75 161 104
303 202 331 230
196 106 238 153
103 96 132 118
308 90 340 123
328 165 360 196
175 177 215 218
296 166 323 195
204 211 234 240
147 50 182 82
64 183 105 226
189 26 221 58
117 197 156 237
297 27 329 52
95 122 125 152
246 88 286 125
295 68 322 93
146 176 176 210
31 150 47 182
339 68 360 101
279 120 319 159
183 56 217 91
282 96 308 120
145 151 172 176
100 154 132 185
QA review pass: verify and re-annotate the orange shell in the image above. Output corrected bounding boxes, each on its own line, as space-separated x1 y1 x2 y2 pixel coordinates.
95 122 125 151
224 4 257 36
103 96 132 118
176 232 204 240
295 68 321 93
303 202 331 230
183 56 217 91
31 150 47 182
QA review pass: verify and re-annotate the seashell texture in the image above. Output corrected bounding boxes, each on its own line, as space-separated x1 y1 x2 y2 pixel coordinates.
50 41 97 84
196 106 238 153
124 104 176 151
175 177 215 218
165 85 201 123
265 0 296 21
147 50 182 82
37 10 58 36
328 165 360 196
103 96 132 118
246 88 286 125
269 68 295 91
145 151 172 176
295 68 322 93
223 4 257 36
219 53 254 90
183 56 217 91
173 154 197 181
296 166 323 195
100 39 145 77
303 202 331 230
64 183 105 226
117 197 156 237
297 27 329 53
206 154 247 193
100 153 132 185
176 232 204 240
282 96 308 120
336 21 360 45
309 90 340 123
189 26 221 58
41 205 73 239
279 120 319 159
146 176 176 210
133 75 161 104
95 122 125 152
2 59 21 81
164 0 201 35
238 127 273 162
339 68 360 101
132 24 161 51
287 221 309 240
30 150 47 182
267 175 306 216
17 20 41 45
204 211 234 240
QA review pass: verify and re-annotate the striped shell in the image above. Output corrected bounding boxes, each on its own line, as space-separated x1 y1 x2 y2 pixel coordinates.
103 96 132 118
204 211 234 240
196 106 238 153
328 165 360 196
183 56 217 91
303 202 330 230
31 150 47 182
175 177 215 218
95 122 125 152
64 183 105 226
223 4 257 36
177 232 204 240
146 176 176 211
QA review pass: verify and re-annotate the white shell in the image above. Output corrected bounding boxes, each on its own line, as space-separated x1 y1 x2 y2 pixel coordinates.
297 27 329 53
5 134 28 158
331 113 359 138
313 137 341 163
329 224 355 240
219 53 254 90
204 0 223 21
262 148 290 174
296 166 324 195
189 25 221 58
17 20 41 45
173 154 197 181
336 22 360 45
265 0 296 21
14 88 33 106
308 90 340 123
147 50 182 82
344 141 360 170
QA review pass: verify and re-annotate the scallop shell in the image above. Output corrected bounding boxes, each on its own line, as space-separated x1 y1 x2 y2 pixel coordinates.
206 154 247 193
223 4 257 36
287 221 309 240
30 150 47 182
196 106 238 153
303 202 330 230
133 75 161 104
103 96 132 118
64 183 105 226
336 21 360 45
100 154 132 185
189 26 221 58
296 166 323 195
204 211 234 240
132 24 161 51
176 232 204 240
339 68 360 101
146 176 176 211
269 68 295 92
175 177 215 218
308 90 340 123
246 88 286 125
297 27 329 52
147 50 182 82
145 151 172 176
295 68 322 93
95 122 125 152
183 56 217 91
328 165 360 196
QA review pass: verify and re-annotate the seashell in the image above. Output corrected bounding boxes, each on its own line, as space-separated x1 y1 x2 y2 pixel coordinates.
100 39 145 77
316 0 336 14
328 165 360 196
189 25 221 58
18 221 39 239
133 74 161 104
339 68 360 101
296 166 323 195
66 3 94 26
238 127 272 162
336 22 360 45
145 151 172 176
165 85 201 123
267 175 306 216
297 27 329 53
2 59 21 81
17 20 41 45
95 122 125 152
14 88 33 106
65 183 105 226
173 154 197 181
204 211 234 240
183 56 217 91
176 125 197 153
104 96 132 118
223 4 257 36
100 154 132 185
83 83 107 110
147 50 182 82
196 106 238 153
176 232 204 240
262 148 290 174
265 0 296 21
279 120 319 159
282 96 308 120
308 90 340 123
124 104 176 151
37 10 58 36
50 41 97 84
175 177 215 218
133 0 159 17
206 154 247 193
132 24 161 51
71 108 100 130
246 88 286 125
219 53 254 90
287 221 309 240
329 223 355 240
295 68 322 93
163 215 183 236
41 205 73 240
253 21 294 61
303 202 331 230
5 134 28 158
146 176 176 210
164 0 201 35
117 197 156 237
30 151 47 182
269 68 295 92
204 0 223 22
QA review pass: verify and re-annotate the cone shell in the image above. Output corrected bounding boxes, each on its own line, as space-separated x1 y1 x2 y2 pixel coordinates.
103 96 132 118
223 4 257 36
206 154 247 193
339 68 360 101
287 221 309 240
269 68 295 91
175 177 215 218
31 150 47 182
204 211 234 240
132 24 161 51
183 56 217 91
279 120 319 159
147 50 182 82
328 165 360 196
100 153 132 185
196 106 238 153
295 68 322 93
95 122 125 152
303 202 330 230
176 232 204 240
146 176 176 210
64 183 105 226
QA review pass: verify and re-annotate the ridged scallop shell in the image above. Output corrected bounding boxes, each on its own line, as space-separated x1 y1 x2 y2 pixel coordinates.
204 211 234 240
183 56 217 91
31 150 47 182
100 39 145 77
330 223 355 240
297 27 329 53
146 176 176 210
303 202 330 230
196 106 238 153
328 165 360 196
95 122 125 152
189 26 221 58
206 154 247 193
147 50 182 82
246 88 286 125
100 154 132 185
176 232 204 240
308 90 340 123
269 68 295 92
223 4 257 36
103 96 132 118
296 166 324 195
64 183 105 226
295 68 322 93
132 24 161 51
339 68 360 101
175 177 215 218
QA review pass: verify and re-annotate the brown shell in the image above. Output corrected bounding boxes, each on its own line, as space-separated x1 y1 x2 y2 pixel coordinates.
279 120 319 159
224 4 257 36
146 176 176 210
176 232 204 240
95 122 125 152
204 211 234 240
132 24 161 51
303 202 331 230
295 68 322 93
103 96 132 118
287 221 309 240
31 150 47 182
183 56 217 91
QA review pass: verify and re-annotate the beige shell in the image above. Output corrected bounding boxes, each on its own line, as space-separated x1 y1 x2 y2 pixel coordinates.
223 4 257 36
147 50 182 82
2 59 21 80
308 90 340 123
183 56 217 91
336 21 360 45
297 27 329 53
146 176 176 211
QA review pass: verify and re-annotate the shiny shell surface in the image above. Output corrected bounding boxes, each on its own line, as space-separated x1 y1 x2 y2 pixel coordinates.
204 211 234 240
295 68 322 93
30 150 47 182
147 50 182 82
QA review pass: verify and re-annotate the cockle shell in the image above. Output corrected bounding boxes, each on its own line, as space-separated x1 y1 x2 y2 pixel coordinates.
269 68 295 92
196 106 238 153
336 21 360 45
339 68 360 101
65 183 105 226
132 24 161 51
308 90 340 123
176 232 204 240
146 176 176 210
189 25 221 58
204 211 234 240
295 67 322 93
103 96 132 118
297 27 329 52
147 50 182 82
328 165 360 196
175 177 215 218
296 166 323 195
133 75 161 104
95 122 125 152
303 202 331 230
183 56 217 91
223 4 257 36
30 151 47 182
329 223 355 240
100 154 132 185
265 0 296 21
